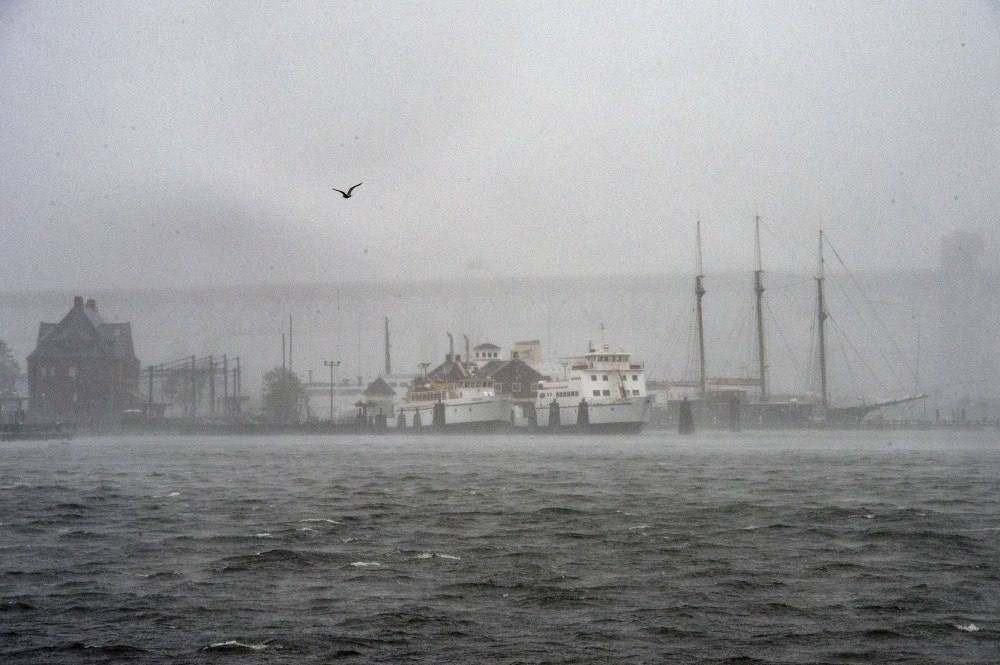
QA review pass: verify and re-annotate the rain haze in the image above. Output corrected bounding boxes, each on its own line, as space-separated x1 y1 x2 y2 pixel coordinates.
1 1 998 289
3 4 1000 663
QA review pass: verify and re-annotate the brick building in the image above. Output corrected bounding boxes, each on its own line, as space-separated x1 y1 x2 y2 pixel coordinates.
27 296 141 427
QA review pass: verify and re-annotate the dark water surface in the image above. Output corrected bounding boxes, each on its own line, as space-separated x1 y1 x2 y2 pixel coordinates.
1 431 998 663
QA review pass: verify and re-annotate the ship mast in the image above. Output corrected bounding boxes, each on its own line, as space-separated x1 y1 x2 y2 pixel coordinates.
816 229 829 409
695 220 707 400
753 216 768 401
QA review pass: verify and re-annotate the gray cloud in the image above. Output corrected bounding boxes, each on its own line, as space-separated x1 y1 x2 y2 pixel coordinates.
1 0 997 290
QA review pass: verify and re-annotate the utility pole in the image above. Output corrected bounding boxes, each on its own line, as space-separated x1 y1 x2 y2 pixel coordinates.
235 357 241 414
147 365 154 414
209 355 216 414
282 333 286 372
324 360 340 421
223 354 229 416
694 219 707 400
288 314 293 372
754 215 768 402
190 355 197 418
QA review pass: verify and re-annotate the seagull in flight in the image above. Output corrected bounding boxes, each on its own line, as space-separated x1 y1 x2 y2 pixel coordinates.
332 183 363 198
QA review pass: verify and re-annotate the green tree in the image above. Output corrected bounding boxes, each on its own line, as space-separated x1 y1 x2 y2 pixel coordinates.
262 367 304 423
0 340 21 396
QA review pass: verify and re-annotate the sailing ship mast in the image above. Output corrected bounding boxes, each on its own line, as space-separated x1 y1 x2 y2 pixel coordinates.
816 229 829 409
695 220 707 400
753 216 768 401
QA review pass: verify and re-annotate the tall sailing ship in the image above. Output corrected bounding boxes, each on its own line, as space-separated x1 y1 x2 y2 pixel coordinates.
658 219 925 428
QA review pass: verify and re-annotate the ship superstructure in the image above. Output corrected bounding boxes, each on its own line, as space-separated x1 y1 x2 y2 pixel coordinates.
532 344 651 432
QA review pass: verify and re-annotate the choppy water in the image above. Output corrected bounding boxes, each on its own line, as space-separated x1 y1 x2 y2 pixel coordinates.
1 431 998 664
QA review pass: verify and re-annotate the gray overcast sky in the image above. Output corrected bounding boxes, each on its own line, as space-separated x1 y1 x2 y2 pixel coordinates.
1 1 997 291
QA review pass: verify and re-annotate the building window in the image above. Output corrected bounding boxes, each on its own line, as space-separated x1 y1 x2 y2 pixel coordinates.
603 375 608 381
602 390 610 396
511 383 521 393
633 389 640 396
590 375 597 381
495 383 504 392
593 390 600 397
632 375 638 381
68 367 77 378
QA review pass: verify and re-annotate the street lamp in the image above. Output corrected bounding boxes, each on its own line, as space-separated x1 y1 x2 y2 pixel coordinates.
324 360 340 422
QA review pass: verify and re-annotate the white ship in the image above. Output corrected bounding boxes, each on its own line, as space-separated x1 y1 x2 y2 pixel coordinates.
532 344 652 432
397 334 512 431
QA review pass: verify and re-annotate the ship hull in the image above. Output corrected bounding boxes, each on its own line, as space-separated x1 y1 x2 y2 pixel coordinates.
397 398 511 431
533 397 651 433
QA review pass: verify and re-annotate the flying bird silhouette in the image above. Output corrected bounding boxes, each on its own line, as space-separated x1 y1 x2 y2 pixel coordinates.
332 183 363 198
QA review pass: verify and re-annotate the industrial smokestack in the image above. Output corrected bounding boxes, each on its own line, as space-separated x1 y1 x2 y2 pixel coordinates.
446 332 454 361
463 335 470 363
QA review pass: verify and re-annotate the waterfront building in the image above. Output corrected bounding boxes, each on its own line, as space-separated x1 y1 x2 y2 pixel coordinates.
27 296 141 427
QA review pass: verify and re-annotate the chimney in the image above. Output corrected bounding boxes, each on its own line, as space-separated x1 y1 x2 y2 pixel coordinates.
73 295 83 308
85 298 97 311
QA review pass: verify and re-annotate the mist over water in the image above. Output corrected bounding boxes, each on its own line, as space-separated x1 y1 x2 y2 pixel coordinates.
2 431 998 663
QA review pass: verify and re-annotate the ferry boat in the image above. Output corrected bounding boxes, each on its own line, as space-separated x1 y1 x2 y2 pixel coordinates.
532 344 652 432
397 337 512 431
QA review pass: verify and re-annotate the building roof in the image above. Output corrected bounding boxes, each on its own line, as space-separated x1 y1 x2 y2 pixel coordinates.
474 342 500 350
29 297 137 361
363 376 396 397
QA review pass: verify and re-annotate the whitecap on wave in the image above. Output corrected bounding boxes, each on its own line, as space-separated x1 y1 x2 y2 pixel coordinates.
350 561 380 567
300 518 341 524
955 623 980 632
255 532 272 538
416 552 461 560
202 640 276 652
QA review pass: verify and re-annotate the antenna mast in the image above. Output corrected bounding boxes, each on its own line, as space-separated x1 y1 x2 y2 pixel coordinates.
753 216 768 401
695 220 707 400
816 229 829 409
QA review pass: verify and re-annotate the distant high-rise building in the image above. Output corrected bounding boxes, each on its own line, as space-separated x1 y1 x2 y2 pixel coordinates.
937 230 998 410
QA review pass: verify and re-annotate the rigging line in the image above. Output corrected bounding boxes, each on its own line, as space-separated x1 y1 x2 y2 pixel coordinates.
664 293 693 374
803 319 817 396
825 236 918 384
682 299 698 381
828 314 893 397
765 277 814 291
765 299 803 393
827 269 909 391
829 318 861 400
720 302 753 376
757 218 814 275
